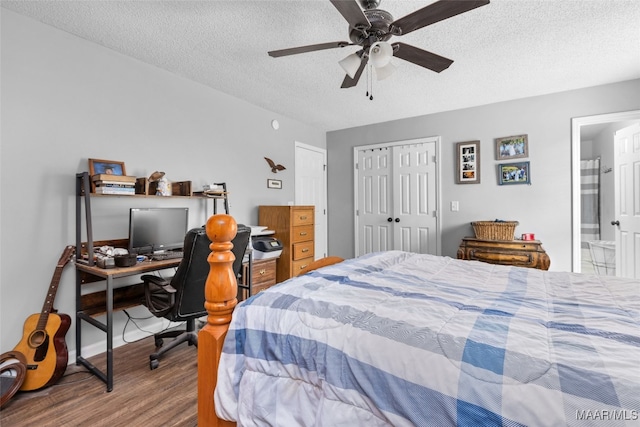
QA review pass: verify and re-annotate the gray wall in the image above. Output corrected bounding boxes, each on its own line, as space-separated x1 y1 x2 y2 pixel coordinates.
327 79 640 271
0 10 325 355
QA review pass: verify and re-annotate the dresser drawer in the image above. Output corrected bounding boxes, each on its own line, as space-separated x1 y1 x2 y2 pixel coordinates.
251 259 276 286
292 225 314 243
292 257 314 277
292 209 314 227
467 249 536 267
251 282 274 295
293 241 314 261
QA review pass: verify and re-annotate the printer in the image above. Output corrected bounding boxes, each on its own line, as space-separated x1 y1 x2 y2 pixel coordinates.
252 236 283 260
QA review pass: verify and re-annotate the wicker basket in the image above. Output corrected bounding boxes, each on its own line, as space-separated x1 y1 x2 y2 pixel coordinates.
471 221 519 241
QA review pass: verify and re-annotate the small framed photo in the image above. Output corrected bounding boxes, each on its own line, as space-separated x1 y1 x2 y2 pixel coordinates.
88 158 126 176
496 134 528 160
498 161 530 185
267 178 282 189
456 140 480 184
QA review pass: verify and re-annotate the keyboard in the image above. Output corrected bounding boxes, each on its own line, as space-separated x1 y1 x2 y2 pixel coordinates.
151 251 184 261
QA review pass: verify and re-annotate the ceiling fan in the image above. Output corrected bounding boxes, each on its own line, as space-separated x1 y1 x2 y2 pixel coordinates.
268 0 490 88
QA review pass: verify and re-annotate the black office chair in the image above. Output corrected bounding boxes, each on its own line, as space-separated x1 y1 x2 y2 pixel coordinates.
141 224 251 370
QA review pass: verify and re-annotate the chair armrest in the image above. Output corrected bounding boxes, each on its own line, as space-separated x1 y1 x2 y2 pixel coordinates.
141 275 177 293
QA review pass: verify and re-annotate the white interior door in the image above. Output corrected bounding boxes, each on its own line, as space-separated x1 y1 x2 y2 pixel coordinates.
295 142 327 259
356 147 393 254
613 123 640 278
355 138 440 256
393 143 438 253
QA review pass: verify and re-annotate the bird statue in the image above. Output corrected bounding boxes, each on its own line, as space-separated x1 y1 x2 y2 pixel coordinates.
264 157 286 173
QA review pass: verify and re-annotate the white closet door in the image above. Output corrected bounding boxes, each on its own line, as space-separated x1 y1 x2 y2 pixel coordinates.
357 147 393 254
393 142 438 254
355 138 439 256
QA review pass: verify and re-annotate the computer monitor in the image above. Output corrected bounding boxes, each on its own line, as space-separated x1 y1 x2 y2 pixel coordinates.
128 207 189 255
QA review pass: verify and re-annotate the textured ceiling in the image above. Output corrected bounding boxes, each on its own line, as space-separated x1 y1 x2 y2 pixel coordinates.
2 0 639 131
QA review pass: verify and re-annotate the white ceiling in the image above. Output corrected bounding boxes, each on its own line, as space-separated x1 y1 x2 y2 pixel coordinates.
2 0 639 132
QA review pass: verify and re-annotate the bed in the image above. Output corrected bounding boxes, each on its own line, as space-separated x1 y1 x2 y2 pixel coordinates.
198 214 640 426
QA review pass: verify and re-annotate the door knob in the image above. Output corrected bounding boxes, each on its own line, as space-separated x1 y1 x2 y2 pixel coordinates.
611 220 620 226
387 217 393 222
395 218 400 223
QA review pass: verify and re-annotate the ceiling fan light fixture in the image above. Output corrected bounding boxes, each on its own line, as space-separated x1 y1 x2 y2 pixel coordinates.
369 41 393 68
375 62 396 80
339 53 362 79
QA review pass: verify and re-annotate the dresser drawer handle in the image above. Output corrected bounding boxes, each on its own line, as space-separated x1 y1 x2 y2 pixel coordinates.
299 216 308 220
301 248 309 253
259 269 266 275
299 232 308 236
299 264 308 270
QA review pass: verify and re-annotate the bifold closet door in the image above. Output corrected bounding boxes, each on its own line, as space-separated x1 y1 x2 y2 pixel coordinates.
356 140 437 255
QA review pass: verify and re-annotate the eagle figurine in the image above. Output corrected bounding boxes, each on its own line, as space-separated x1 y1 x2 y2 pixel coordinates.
264 157 286 173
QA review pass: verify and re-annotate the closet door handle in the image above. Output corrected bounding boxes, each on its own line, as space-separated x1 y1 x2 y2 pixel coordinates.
395 218 400 223
387 217 393 222
611 220 620 226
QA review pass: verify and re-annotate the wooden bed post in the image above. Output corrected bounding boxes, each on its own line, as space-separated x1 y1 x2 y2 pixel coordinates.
198 214 238 427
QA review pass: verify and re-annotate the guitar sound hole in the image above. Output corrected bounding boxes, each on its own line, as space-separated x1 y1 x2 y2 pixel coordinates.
28 330 47 348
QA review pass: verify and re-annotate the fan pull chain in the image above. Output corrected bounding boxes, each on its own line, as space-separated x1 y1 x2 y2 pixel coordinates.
367 64 373 101
365 64 370 98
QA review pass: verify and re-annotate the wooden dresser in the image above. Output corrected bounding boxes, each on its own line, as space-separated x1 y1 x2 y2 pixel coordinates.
457 237 550 270
259 205 315 283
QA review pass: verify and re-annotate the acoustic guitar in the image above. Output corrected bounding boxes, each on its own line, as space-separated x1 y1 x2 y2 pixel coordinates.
13 245 74 391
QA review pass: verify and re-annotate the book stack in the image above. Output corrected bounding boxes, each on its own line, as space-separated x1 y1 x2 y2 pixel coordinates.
92 174 137 195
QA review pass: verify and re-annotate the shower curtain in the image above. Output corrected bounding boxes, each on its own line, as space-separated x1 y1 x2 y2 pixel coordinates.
580 158 600 248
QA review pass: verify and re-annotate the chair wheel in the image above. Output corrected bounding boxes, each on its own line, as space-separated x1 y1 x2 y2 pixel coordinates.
154 338 163 348
150 359 159 370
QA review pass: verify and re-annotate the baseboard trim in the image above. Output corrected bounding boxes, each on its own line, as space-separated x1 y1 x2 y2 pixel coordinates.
67 319 183 364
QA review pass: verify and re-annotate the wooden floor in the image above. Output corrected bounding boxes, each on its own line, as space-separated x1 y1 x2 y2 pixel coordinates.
0 336 198 426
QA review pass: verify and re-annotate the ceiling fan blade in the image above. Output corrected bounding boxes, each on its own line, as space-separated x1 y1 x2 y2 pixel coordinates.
268 41 352 58
330 0 371 30
341 56 368 88
392 42 453 73
391 0 490 36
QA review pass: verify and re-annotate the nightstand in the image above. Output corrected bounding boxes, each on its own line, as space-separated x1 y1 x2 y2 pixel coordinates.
457 237 550 270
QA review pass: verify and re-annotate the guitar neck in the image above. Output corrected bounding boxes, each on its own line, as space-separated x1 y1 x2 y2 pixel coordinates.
36 246 74 331
36 267 65 331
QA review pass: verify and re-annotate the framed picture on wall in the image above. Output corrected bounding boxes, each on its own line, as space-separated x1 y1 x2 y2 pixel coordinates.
267 179 282 189
496 134 528 159
498 161 530 185
456 140 480 184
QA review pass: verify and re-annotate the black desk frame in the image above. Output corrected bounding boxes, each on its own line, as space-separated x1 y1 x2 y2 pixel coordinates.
75 259 180 391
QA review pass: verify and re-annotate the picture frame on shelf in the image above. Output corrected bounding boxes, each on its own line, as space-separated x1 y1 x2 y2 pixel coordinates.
267 179 282 189
496 134 528 160
498 161 531 185
88 159 126 176
456 140 480 184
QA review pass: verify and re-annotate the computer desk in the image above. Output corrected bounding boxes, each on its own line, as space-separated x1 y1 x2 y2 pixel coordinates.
75 257 181 391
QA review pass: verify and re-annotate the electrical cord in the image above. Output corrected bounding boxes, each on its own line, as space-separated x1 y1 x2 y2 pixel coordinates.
121 309 185 343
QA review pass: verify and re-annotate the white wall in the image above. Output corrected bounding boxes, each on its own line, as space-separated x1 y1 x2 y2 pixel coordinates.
0 10 325 356
327 79 640 272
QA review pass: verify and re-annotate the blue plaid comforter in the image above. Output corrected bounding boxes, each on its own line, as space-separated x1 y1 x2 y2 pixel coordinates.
215 251 640 426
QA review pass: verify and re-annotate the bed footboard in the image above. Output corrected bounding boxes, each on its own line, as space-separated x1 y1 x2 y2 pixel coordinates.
198 214 238 427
